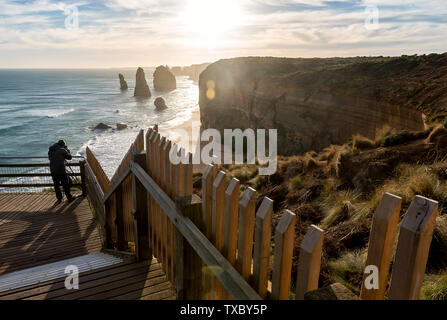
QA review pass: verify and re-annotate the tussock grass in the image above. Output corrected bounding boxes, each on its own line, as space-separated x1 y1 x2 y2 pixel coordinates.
373 163 447 207
421 274 447 300
352 134 375 150
327 249 367 295
288 175 302 192
319 190 360 228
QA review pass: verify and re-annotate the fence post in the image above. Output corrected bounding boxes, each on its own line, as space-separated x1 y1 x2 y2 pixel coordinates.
201 164 217 299
296 224 324 300
389 195 438 300
253 197 273 299
131 152 151 261
271 210 296 300
237 187 256 283
79 160 87 196
211 171 226 299
360 193 401 300
175 194 204 300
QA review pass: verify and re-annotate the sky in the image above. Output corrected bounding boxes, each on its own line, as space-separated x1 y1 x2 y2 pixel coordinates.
0 0 446 68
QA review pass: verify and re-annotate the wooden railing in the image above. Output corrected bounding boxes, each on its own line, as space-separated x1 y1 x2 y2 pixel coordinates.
0 157 86 194
84 126 439 300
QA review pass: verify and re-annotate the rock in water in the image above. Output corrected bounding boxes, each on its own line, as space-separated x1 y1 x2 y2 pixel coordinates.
119 73 128 90
153 66 176 92
154 97 167 110
134 67 151 98
94 123 112 130
116 123 127 130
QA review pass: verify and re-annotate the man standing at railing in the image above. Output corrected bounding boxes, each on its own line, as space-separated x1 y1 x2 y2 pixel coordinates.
48 139 74 203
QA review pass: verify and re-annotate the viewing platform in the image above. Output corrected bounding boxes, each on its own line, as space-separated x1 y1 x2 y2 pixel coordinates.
0 165 174 300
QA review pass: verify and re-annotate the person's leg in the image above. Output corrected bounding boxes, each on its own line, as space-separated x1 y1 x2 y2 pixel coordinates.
61 173 73 201
52 174 62 201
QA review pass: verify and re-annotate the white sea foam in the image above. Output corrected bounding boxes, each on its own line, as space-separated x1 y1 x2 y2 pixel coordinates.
27 108 76 118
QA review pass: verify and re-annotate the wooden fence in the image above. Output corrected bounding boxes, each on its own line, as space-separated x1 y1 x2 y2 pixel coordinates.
84 126 439 300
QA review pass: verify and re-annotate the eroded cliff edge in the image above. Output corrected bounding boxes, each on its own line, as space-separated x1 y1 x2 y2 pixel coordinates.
199 55 447 155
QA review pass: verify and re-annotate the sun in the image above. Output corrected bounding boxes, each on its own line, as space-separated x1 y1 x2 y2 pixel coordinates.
182 0 243 49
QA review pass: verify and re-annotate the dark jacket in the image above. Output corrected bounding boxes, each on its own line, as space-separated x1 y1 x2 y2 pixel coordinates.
48 143 72 175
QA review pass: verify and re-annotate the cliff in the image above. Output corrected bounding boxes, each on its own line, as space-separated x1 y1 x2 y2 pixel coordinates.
171 63 211 82
199 54 447 155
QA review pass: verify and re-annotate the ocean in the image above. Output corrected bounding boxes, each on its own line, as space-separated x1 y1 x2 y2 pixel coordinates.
0 69 199 177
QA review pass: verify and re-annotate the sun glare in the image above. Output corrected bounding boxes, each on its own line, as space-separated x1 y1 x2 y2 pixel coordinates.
183 0 242 49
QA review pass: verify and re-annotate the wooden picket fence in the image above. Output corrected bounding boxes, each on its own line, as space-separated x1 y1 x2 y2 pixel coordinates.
84 125 439 300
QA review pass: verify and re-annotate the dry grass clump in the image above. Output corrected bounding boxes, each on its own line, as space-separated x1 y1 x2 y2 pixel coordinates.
373 163 447 209
227 164 258 184
427 124 447 143
318 190 360 228
421 274 447 300
352 134 375 150
327 249 367 295
288 175 302 192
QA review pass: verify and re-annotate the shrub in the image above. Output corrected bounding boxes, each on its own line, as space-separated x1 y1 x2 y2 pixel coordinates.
319 191 360 228
421 274 447 300
352 134 375 150
327 250 366 295
288 175 302 192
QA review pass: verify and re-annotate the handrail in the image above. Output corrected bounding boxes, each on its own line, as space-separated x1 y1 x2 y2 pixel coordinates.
0 163 81 168
84 160 105 198
129 161 262 300
0 156 84 159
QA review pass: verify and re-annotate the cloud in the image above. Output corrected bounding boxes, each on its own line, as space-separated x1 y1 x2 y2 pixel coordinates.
0 0 446 67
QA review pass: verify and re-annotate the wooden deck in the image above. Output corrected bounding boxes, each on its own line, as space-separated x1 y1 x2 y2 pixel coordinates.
0 193 175 300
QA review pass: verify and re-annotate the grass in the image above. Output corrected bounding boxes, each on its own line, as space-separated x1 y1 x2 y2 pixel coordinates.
318 190 360 228
288 175 302 192
373 163 447 208
352 134 375 150
421 274 447 300
327 249 366 295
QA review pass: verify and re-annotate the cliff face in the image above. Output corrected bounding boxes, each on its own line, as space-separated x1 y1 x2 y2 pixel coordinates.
199 55 447 155
171 63 211 82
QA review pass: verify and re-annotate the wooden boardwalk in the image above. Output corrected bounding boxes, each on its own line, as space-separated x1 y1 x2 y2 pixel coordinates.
0 193 175 300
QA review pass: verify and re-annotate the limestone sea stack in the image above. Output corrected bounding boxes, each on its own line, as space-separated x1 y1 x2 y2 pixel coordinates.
154 97 168 111
119 73 128 90
153 66 176 92
134 67 151 98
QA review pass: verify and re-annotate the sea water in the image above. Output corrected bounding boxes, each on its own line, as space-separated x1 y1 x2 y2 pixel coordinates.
0 68 198 177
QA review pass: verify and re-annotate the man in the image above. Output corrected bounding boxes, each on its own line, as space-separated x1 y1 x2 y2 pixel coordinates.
48 139 74 203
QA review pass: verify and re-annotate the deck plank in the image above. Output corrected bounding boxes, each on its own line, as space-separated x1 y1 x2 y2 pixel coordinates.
0 193 175 300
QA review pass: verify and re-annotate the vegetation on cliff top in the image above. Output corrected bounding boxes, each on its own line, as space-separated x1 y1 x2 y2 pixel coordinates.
192 117 447 298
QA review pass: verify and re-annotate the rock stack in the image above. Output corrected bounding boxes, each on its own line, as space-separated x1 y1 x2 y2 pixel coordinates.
119 73 128 90
153 66 176 92
134 67 151 98
154 97 168 111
